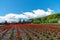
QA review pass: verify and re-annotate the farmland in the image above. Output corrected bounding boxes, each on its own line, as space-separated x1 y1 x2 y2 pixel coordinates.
0 24 60 40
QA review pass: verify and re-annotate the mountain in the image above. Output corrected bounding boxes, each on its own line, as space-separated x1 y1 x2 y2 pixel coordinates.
30 13 60 24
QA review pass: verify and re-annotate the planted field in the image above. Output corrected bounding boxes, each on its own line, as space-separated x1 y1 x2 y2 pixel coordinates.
0 24 60 40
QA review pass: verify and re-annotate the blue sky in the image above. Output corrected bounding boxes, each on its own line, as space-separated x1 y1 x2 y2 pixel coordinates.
0 0 60 16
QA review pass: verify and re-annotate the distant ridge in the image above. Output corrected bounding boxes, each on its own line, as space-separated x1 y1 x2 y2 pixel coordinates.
30 13 60 24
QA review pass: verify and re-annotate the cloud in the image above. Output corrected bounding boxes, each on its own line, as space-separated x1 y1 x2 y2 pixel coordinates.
0 8 54 23
0 16 5 23
23 12 37 18
33 8 54 17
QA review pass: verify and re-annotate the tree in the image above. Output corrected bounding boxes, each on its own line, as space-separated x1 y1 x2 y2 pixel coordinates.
5 21 7 24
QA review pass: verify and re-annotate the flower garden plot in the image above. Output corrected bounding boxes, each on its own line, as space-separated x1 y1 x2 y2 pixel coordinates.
0 24 60 40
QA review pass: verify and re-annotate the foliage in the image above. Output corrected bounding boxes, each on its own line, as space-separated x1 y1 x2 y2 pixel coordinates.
30 13 60 24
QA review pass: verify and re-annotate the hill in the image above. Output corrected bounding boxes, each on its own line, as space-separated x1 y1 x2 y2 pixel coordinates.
30 13 60 24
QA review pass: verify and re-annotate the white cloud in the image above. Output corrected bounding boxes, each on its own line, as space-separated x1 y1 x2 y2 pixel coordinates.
33 8 54 17
45 8 54 15
0 8 54 23
23 12 37 18
33 9 46 17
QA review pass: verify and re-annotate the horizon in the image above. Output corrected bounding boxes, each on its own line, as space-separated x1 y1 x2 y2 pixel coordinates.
0 0 60 23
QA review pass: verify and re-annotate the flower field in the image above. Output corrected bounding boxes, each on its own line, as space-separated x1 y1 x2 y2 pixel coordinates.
0 24 60 40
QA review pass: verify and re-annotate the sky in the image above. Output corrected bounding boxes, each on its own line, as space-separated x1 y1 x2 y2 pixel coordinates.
0 0 60 16
0 0 60 23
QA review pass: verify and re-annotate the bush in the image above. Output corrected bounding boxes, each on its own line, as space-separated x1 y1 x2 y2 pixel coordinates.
39 38 44 40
